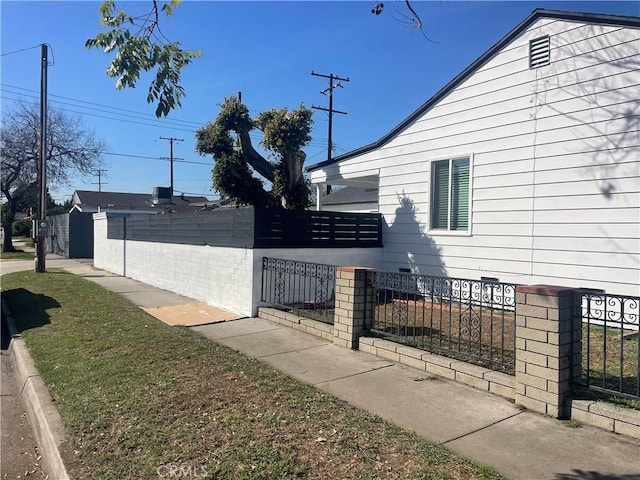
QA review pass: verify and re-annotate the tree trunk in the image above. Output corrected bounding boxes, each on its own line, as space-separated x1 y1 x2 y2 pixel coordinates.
237 130 275 182
2 213 16 252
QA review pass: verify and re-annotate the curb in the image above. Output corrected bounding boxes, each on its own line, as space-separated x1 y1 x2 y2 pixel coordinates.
3 300 70 480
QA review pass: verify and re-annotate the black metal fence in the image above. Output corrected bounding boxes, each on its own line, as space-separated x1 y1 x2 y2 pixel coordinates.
367 272 517 373
577 291 639 401
261 257 336 324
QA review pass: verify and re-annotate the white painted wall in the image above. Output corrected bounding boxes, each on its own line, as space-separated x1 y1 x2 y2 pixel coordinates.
94 214 382 316
93 213 125 275
321 203 379 214
310 18 640 296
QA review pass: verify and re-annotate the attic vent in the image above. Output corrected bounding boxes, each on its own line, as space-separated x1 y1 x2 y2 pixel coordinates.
529 35 550 68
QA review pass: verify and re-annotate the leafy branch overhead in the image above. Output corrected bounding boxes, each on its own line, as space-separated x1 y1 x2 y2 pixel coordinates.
195 97 313 210
85 0 201 118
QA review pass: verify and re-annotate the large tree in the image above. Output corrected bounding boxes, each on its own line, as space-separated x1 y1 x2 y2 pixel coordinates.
0 102 104 252
195 97 313 209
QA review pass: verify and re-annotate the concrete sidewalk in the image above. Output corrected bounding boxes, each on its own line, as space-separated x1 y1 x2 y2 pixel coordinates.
192 318 639 480
3 254 639 480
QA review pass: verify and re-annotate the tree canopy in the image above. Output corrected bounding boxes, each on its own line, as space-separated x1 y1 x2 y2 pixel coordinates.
195 97 313 210
0 102 104 251
85 0 202 118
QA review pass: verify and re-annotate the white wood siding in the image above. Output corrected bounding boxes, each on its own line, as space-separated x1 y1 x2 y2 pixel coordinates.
311 18 640 295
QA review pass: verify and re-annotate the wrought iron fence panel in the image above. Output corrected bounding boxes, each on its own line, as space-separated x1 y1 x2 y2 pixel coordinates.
261 257 336 324
578 291 639 401
367 271 516 373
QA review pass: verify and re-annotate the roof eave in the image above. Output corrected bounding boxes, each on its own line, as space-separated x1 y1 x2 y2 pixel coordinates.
306 8 640 172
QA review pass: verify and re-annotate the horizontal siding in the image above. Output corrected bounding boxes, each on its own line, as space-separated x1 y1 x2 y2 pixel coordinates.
314 17 639 295
533 236 639 253
532 249 638 269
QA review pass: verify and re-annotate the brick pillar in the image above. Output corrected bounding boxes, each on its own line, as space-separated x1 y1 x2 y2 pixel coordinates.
333 267 375 349
515 285 581 419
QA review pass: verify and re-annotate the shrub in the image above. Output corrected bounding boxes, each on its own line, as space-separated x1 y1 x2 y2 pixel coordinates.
12 218 32 237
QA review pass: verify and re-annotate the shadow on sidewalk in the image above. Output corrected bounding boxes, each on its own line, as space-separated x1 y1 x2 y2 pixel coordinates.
1 288 60 334
555 470 640 480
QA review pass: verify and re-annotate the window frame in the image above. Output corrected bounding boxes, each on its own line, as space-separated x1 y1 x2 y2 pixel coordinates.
428 155 473 236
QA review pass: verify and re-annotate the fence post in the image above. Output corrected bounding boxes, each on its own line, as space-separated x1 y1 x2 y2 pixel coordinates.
333 267 375 349
515 285 581 419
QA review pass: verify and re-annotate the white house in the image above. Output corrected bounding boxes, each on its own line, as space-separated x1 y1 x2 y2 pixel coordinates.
308 9 640 296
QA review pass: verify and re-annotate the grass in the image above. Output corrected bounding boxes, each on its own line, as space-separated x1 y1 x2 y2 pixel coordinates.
580 324 640 409
0 249 34 260
1 236 35 259
372 299 516 373
1 270 503 480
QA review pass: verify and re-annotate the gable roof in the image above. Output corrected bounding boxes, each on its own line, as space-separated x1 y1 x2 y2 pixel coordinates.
73 190 210 212
307 8 640 172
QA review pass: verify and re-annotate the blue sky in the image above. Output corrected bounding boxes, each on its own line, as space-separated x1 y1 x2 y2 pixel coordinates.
2 1 638 203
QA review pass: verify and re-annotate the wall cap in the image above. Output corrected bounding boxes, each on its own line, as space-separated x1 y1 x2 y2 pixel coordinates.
337 266 375 273
516 285 576 296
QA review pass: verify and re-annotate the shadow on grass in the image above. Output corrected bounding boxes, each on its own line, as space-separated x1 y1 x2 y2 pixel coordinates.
555 470 640 480
1 288 60 333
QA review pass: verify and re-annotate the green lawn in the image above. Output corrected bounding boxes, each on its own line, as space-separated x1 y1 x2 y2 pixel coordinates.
0 249 34 260
1 236 35 259
581 324 640 408
372 300 516 373
2 270 503 480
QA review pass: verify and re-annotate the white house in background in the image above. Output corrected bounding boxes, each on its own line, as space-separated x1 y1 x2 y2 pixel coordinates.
308 9 640 296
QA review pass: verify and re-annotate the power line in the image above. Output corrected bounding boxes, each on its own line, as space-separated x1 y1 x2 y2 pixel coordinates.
102 151 211 166
1 93 199 133
2 83 203 127
1 84 331 147
1 44 42 57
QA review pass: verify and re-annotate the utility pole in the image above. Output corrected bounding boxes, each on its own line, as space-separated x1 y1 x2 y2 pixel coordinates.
35 44 48 273
311 71 350 165
92 169 108 192
159 136 183 195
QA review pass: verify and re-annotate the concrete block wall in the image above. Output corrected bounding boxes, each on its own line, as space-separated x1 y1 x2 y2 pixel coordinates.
94 213 255 315
123 241 255 316
514 285 581 419
333 267 375 349
256 269 639 438
571 400 640 439
94 213 125 275
257 307 334 341
94 214 382 317
358 337 515 399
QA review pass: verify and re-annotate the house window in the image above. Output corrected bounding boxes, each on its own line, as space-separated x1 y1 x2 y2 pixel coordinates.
529 35 550 68
431 157 470 231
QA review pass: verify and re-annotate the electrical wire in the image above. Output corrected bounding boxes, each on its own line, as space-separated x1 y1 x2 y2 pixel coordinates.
1 44 42 57
103 151 211 166
2 84 203 127
1 84 331 147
